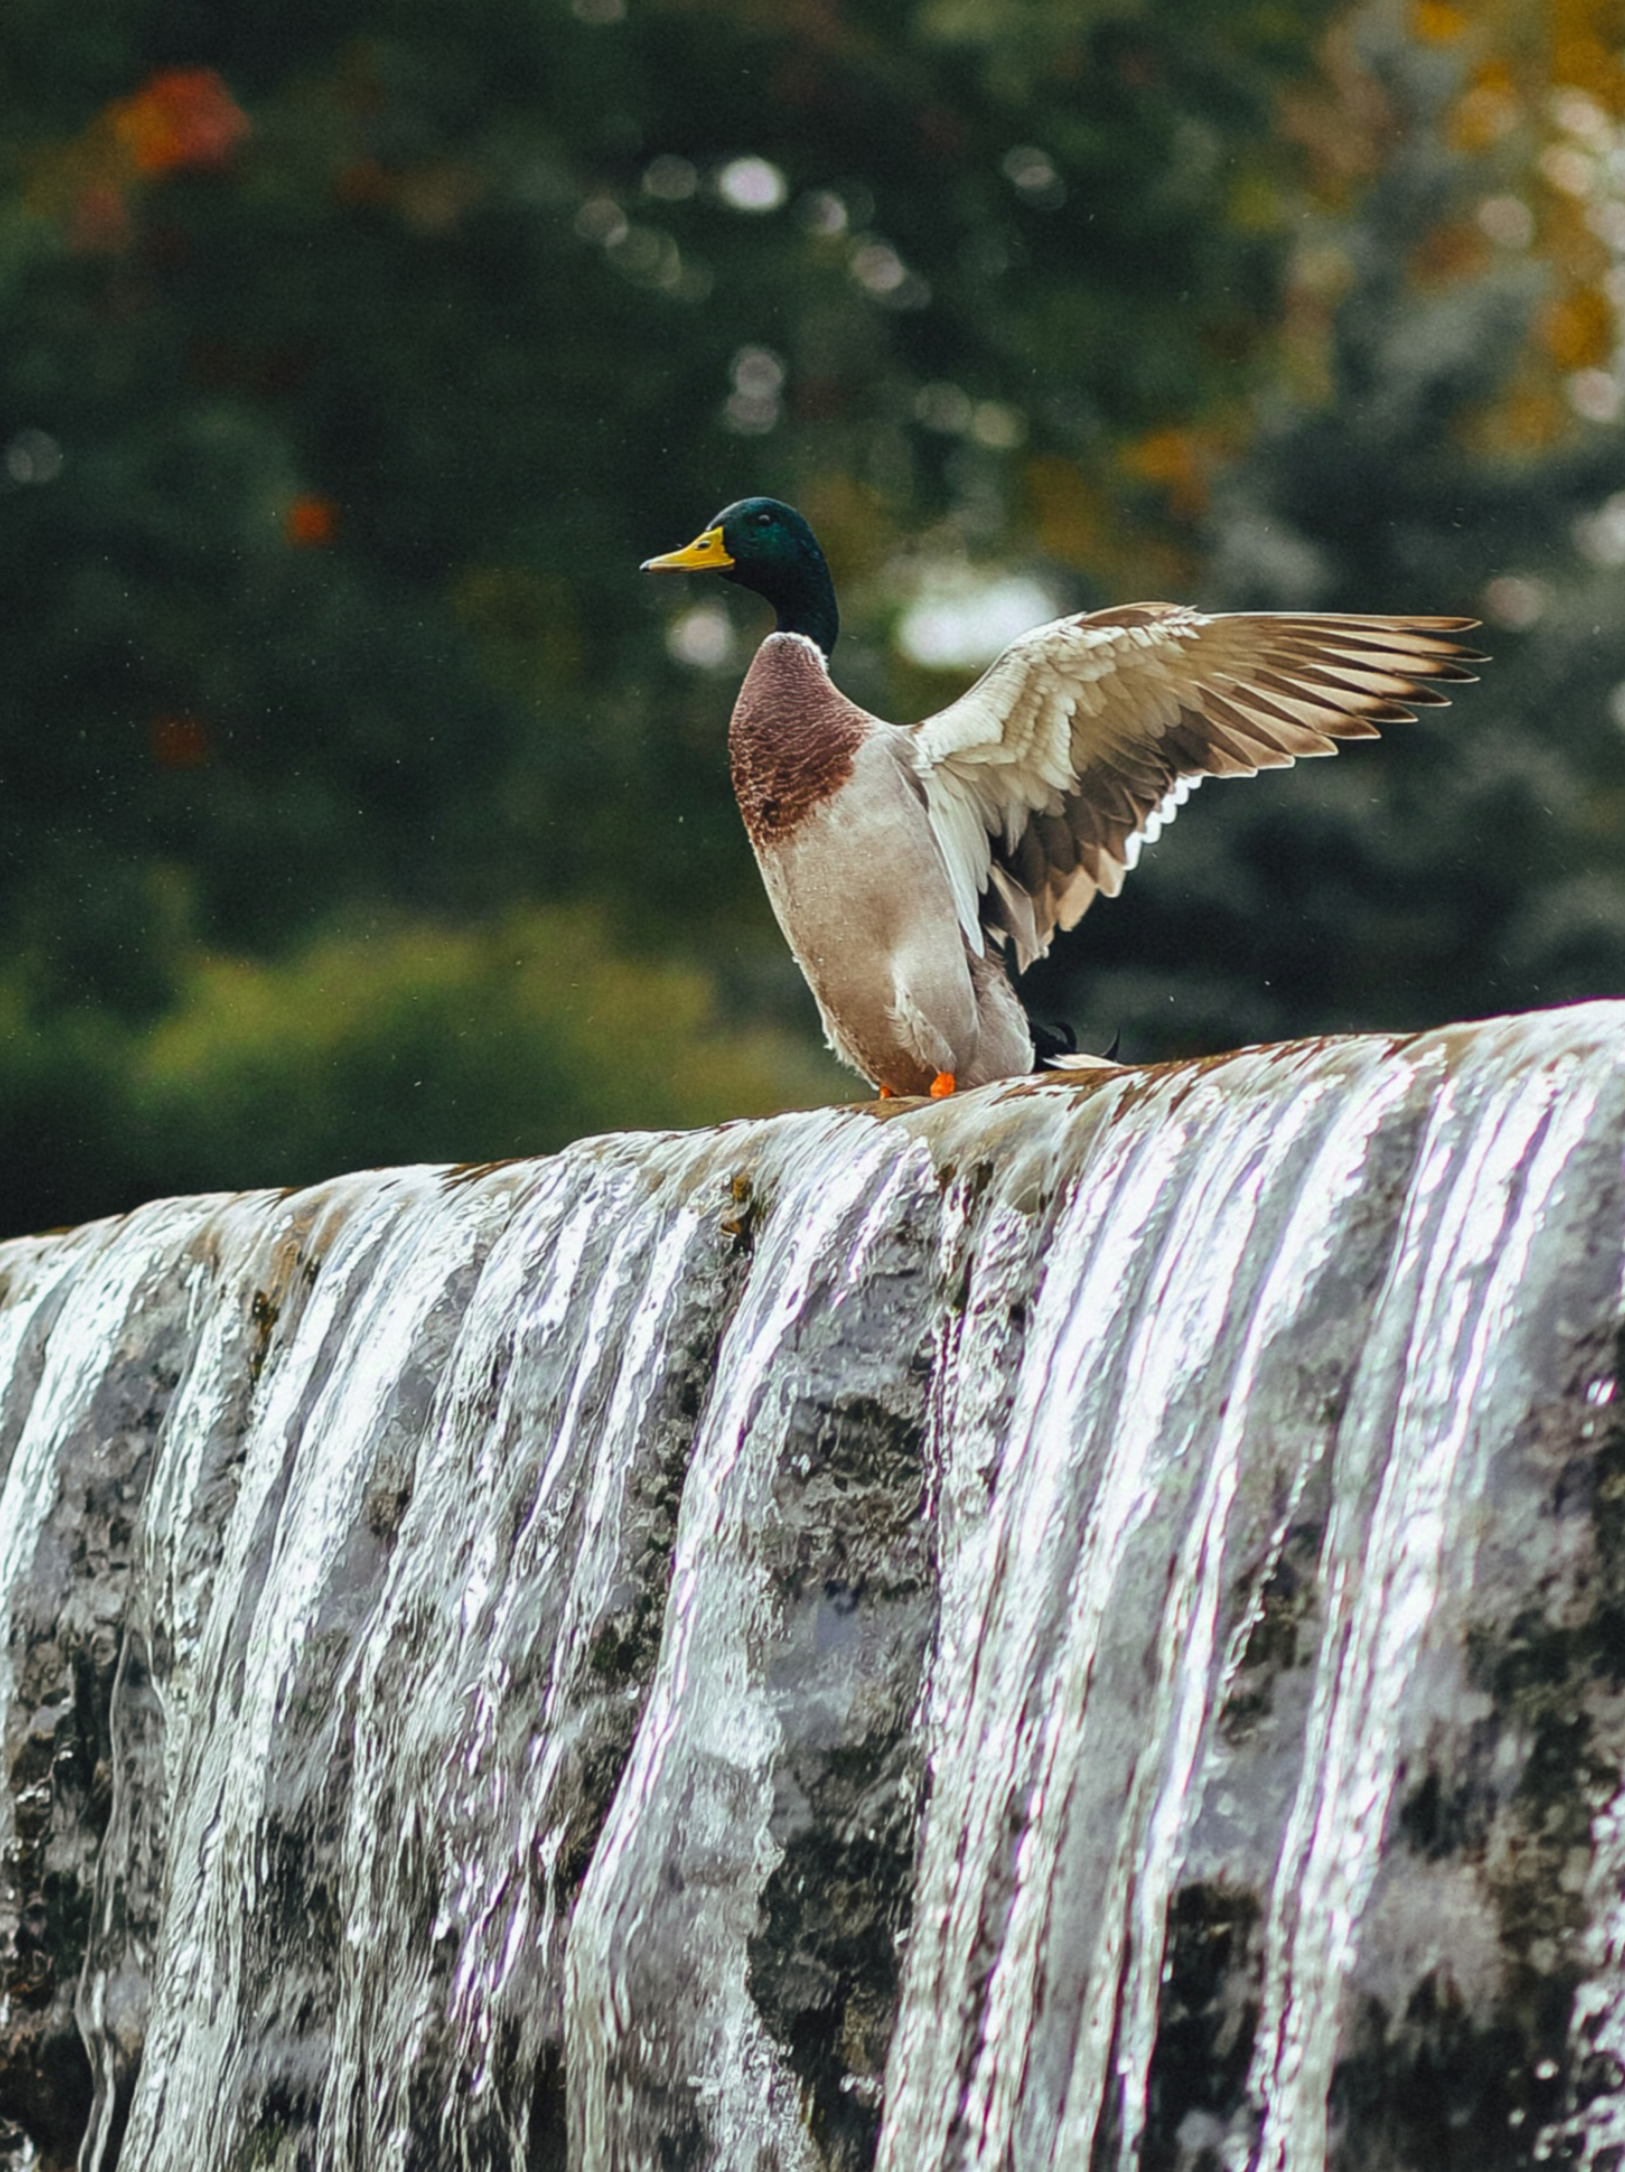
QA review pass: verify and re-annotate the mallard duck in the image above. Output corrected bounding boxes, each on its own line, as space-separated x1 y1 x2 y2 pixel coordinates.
643 498 1481 1098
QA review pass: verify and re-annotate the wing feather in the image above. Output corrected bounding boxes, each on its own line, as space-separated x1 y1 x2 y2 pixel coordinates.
912 604 1482 970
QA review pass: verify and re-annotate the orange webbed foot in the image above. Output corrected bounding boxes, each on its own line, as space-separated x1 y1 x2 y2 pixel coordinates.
929 1072 956 1099
877 1083 896 1101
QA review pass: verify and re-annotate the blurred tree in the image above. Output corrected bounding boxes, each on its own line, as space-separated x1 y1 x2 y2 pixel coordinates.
9 0 1625 1231
0 0 1329 1229
0 906 841 1235
1025 0 1625 1060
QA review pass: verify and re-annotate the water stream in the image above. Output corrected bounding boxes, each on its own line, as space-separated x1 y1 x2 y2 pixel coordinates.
0 1007 1622 2168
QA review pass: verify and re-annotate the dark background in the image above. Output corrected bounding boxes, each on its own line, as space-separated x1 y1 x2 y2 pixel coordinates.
1 0 1622 1234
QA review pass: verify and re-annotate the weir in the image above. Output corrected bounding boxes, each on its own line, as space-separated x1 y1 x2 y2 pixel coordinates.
0 1005 1623 2169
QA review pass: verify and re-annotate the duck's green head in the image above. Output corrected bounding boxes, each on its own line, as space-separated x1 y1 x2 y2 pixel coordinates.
643 497 838 659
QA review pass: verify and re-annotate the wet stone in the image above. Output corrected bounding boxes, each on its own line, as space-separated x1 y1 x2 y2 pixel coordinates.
0 1016 1618 2166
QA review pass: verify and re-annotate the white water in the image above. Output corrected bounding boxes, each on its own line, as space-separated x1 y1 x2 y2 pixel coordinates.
0 1008 1619 2168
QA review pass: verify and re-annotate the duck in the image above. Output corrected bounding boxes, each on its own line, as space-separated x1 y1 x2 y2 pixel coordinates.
642 497 1481 1099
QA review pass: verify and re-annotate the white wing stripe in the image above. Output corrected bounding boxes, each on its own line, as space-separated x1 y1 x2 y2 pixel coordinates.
911 603 1479 971
923 770 993 954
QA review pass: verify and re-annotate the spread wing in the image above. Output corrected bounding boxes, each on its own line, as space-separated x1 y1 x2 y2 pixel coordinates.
910 603 1482 972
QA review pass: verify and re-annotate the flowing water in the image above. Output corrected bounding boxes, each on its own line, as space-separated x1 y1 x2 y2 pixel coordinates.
0 1007 1623 2169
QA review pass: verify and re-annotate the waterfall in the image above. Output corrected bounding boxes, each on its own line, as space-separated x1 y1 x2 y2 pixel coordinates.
0 1006 1622 2170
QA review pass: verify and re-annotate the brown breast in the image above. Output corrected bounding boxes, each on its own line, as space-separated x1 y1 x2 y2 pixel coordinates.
729 635 870 850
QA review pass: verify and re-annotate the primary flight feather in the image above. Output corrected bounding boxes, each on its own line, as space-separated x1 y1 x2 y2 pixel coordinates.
644 496 1482 1099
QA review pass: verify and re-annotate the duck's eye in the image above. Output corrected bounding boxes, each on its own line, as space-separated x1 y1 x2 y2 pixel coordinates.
756 511 772 527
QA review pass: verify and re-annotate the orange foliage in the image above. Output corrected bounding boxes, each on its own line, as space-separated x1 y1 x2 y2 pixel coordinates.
1548 0 1625 106
1279 23 1397 195
1023 454 1191 591
1543 284 1615 367
1410 218 1492 286
27 68 250 252
1411 2 1471 42
1557 42 1625 104
1451 63 1522 152
1119 428 1214 521
1279 2 1625 456
109 69 250 177
1463 375 1572 454
284 497 338 547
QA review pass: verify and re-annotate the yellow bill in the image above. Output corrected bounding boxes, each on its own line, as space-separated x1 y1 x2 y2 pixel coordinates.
641 525 734 573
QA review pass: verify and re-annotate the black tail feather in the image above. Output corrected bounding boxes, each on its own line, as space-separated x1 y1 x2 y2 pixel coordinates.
1028 1014 1123 1071
1028 1015 1077 1068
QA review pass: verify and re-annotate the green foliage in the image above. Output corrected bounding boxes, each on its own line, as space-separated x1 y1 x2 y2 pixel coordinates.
0 908 844 1232
0 0 1317 971
1027 15 1625 1059
0 0 1328 1230
134 906 845 1184
7 0 1625 1231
